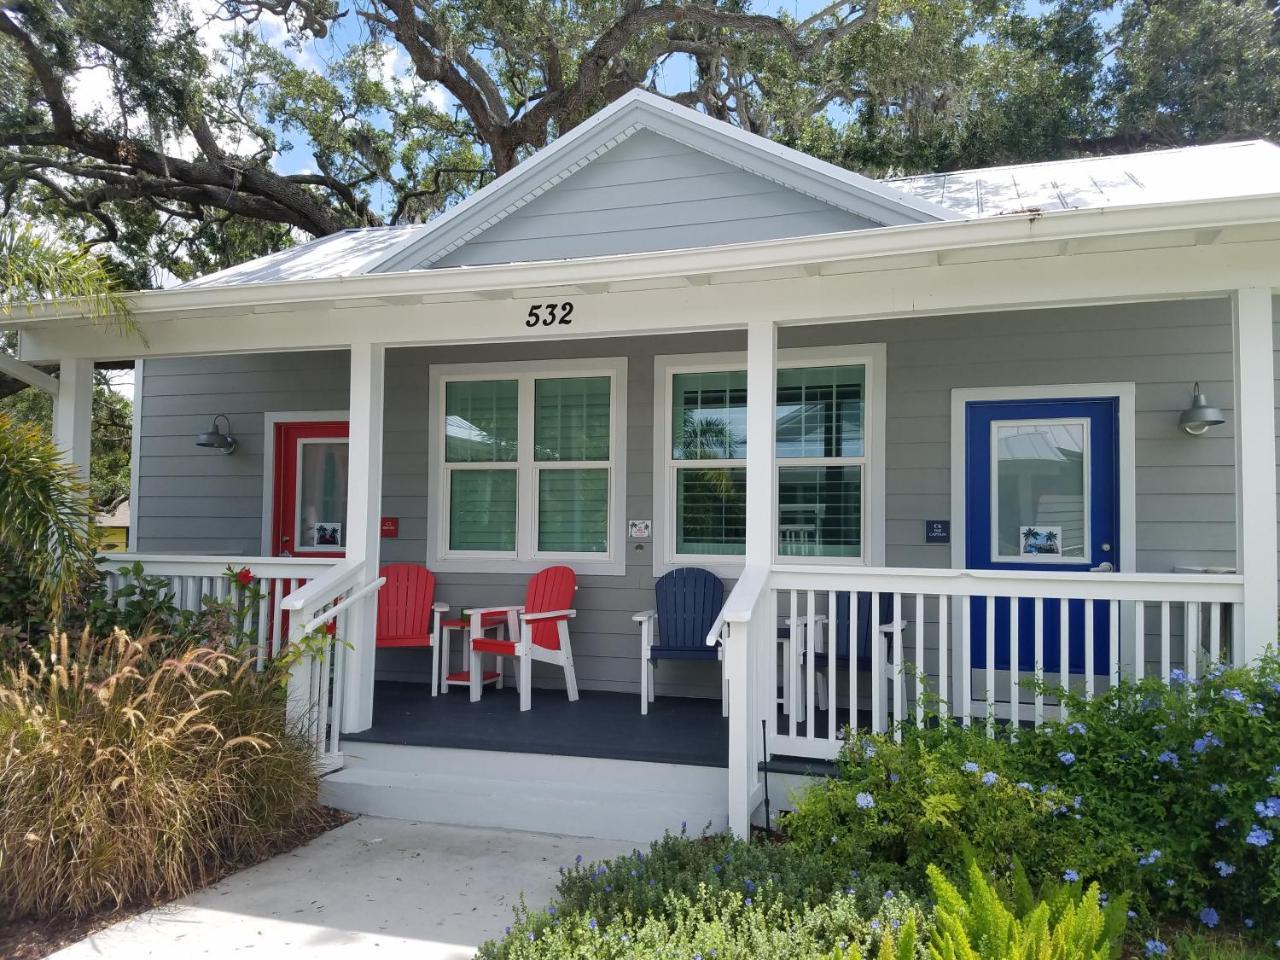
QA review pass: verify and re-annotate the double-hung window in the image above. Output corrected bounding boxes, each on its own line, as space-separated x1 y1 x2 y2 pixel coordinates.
657 347 881 572
432 358 627 573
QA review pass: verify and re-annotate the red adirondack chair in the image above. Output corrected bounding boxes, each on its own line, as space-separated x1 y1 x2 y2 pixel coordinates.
465 565 579 711
375 563 449 696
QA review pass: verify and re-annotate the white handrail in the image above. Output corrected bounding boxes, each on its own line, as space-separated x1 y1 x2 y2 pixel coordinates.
769 565 1244 604
707 563 770 645
281 558 367 613
297 576 386 635
98 553 334 579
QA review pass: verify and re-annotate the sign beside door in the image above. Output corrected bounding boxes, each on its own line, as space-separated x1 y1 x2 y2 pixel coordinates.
270 420 350 558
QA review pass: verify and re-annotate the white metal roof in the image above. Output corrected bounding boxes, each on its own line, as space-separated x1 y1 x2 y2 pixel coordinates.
888 140 1280 219
177 136 1280 288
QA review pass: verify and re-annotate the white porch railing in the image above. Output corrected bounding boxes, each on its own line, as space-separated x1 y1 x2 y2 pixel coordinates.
716 565 1246 834
281 559 384 771
98 554 337 666
97 553 383 772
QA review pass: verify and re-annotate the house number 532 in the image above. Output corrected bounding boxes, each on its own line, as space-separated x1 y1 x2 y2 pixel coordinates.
525 302 574 327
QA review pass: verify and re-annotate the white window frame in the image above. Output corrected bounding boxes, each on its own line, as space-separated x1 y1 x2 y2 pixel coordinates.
653 344 887 578
292 436 352 554
428 357 628 575
989 417 1092 565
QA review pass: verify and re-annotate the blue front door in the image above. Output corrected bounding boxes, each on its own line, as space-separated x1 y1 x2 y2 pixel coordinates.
965 397 1120 674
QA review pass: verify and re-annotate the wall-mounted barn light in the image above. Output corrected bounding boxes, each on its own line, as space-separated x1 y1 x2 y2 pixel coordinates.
196 414 238 454
1178 383 1226 436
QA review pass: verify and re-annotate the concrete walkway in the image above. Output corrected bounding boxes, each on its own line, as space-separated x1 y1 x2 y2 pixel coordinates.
51 817 633 959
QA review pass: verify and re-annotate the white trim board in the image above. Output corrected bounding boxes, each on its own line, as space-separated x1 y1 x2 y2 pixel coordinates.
948 383 1137 576
127 358 143 552
259 410 352 556
652 343 888 578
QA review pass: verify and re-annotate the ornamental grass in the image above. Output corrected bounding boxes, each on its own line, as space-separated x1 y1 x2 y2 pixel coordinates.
0 629 323 919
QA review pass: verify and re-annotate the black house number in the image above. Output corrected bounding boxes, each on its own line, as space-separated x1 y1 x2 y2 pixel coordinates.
525 302 574 327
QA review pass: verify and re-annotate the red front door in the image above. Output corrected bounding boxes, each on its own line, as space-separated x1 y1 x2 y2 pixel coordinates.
271 420 350 558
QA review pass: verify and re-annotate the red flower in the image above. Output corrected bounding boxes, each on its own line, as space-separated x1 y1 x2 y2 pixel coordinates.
236 567 254 587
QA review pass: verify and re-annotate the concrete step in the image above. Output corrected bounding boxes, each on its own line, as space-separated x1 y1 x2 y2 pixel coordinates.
324 742 729 843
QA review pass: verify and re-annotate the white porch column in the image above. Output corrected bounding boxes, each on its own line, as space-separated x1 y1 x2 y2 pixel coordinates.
53 358 93 476
342 341 386 732
1232 288 1278 664
725 320 776 835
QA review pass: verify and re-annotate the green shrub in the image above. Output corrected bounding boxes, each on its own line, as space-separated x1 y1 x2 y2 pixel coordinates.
782 726 1091 893
926 860 1128 960
0 629 323 919
1009 657 1280 930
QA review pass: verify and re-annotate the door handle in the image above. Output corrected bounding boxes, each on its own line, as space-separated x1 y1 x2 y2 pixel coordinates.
1090 562 1114 573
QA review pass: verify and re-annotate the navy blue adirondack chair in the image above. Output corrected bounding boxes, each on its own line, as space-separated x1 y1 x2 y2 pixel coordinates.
778 592 899 716
634 567 726 715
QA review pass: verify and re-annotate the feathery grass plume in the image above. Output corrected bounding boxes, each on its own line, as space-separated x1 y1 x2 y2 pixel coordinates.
0 629 322 919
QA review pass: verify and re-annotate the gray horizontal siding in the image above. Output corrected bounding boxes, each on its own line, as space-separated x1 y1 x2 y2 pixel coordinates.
431 131 873 268
134 297 1251 697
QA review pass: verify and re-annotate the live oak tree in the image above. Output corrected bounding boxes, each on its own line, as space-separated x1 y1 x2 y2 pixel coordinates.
0 0 1277 281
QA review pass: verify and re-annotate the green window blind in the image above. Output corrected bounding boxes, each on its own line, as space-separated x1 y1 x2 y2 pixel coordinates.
776 365 865 458
445 379 518 462
449 469 517 551
534 376 611 461
675 466 746 555
777 465 862 558
537 468 609 553
672 370 747 460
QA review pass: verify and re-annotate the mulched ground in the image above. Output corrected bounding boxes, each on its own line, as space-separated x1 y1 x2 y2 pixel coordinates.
0 806 354 960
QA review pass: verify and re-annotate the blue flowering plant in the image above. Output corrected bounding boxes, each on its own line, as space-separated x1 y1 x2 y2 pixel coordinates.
1012 651 1280 933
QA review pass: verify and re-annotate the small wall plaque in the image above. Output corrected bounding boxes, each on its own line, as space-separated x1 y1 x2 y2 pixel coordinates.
925 520 950 544
628 519 652 540
380 517 400 538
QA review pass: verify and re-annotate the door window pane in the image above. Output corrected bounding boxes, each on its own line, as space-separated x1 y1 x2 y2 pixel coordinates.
776 365 865 458
537 468 608 552
297 441 348 549
778 465 861 558
675 467 746 555
445 380 518 462
994 421 1088 559
449 469 517 551
672 371 747 460
535 377 611 462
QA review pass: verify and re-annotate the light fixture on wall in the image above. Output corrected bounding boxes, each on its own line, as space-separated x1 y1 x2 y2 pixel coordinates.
1178 383 1226 436
196 414 238 454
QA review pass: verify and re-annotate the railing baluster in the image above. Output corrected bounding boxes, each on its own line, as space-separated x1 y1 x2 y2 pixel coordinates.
804 589 816 740
827 589 837 741
1085 599 1095 701
1160 601 1171 681
787 589 799 738
1033 597 1044 728
1134 600 1145 681
892 592 904 742
1058 601 1070 722
1010 598 1020 733
1186 602 1199 681
1209 602 1221 666
985 595 995 738
937 595 949 723
1109 600 1120 690
960 597 971 728
914 593 924 729
849 589 859 734
871 591 885 733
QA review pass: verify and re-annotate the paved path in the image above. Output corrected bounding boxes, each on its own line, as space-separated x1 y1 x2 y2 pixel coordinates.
51 817 632 959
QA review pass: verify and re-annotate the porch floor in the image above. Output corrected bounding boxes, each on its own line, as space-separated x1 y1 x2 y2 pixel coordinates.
347 681 729 767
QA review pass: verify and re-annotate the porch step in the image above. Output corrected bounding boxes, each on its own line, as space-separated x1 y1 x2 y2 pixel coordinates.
324 741 729 843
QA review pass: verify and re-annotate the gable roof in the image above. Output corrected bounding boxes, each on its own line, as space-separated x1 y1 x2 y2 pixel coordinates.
369 89 957 273
890 140 1280 218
